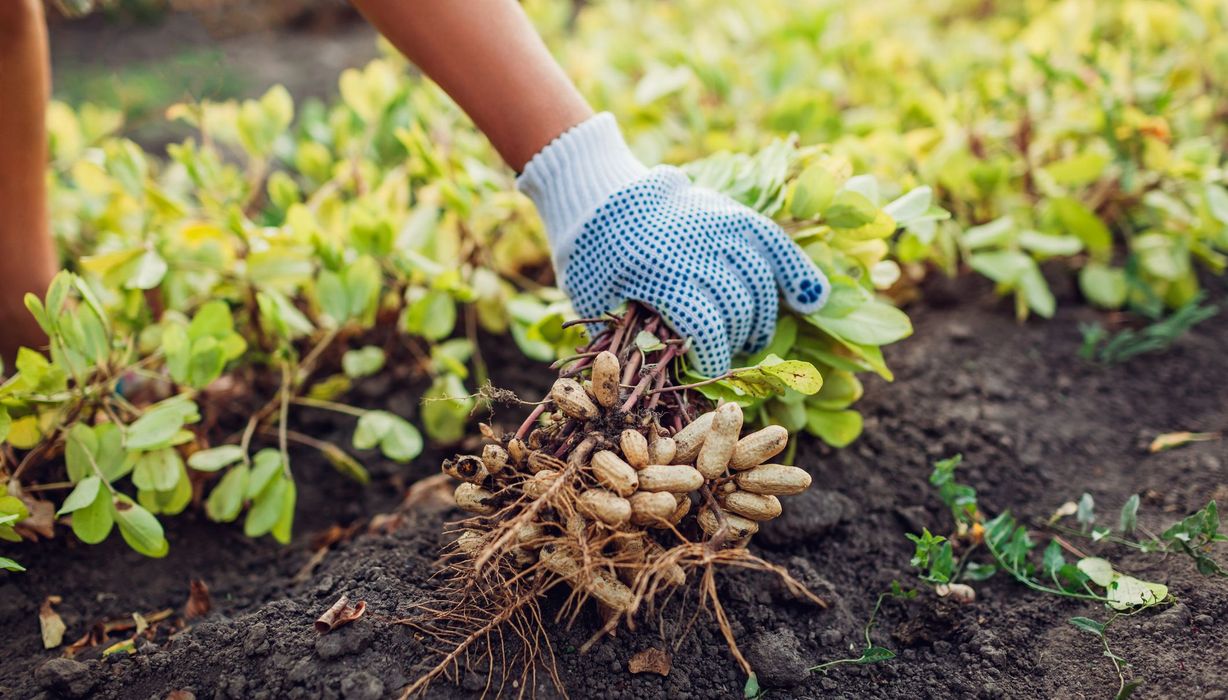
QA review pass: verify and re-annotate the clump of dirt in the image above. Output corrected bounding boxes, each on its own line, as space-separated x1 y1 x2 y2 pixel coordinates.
3 278 1227 698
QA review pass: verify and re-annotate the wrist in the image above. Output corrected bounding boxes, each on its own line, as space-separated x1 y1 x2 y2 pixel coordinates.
516 113 648 270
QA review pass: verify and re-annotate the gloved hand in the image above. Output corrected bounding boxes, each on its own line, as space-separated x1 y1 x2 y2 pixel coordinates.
517 113 829 377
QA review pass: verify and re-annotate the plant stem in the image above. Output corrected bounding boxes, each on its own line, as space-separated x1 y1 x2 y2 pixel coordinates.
291 396 368 418
278 363 292 478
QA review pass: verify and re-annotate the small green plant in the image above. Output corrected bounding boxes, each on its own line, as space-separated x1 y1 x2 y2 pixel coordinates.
1079 293 1219 364
808 581 915 675
1069 613 1144 700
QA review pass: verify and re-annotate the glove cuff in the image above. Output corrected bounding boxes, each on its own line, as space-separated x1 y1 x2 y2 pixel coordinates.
517 113 648 269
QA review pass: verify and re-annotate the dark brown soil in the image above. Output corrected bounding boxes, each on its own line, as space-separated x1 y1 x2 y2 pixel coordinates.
3 277 1227 700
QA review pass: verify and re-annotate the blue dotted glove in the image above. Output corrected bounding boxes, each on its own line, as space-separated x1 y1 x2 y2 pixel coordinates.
518 114 829 377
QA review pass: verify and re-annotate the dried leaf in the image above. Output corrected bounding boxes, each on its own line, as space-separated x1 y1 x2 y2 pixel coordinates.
1048 500 1079 524
102 638 136 656
185 579 211 620
315 595 366 633
17 499 56 540
628 647 671 676
400 473 454 510
132 611 149 636
40 596 66 649
1149 431 1220 453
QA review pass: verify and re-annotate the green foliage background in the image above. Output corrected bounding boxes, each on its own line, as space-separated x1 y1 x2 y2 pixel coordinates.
1 0 1226 560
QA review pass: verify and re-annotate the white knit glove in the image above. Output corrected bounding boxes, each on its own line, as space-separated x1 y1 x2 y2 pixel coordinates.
518 113 829 376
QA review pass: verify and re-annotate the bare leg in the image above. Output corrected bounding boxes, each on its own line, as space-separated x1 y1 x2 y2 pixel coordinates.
0 0 56 368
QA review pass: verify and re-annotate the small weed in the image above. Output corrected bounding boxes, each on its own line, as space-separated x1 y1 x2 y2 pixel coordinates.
808 582 915 675
1079 293 1219 365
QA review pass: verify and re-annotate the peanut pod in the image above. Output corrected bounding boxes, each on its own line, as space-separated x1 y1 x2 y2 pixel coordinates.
645 538 686 587
507 438 527 465
697 507 760 539
672 411 715 464
591 351 622 409
720 491 782 521
668 493 692 524
728 425 789 470
629 491 677 526
482 444 509 474
539 542 632 612
443 455 489 484
636 464 704 493
648 436 677 465
696 402 743 479
620 429 649 469
590 450 638 497
523 469 559 499
734 464 812 496
516 521 546 547
551 378 599 420
455 529 486 555
579 489 632 527
454 482 497 515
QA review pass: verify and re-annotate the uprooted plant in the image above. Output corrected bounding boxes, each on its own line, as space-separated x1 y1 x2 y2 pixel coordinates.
405 302 827 695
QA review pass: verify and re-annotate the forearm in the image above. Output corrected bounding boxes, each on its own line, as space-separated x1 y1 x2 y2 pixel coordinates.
351 0 592 172
0 0 55 362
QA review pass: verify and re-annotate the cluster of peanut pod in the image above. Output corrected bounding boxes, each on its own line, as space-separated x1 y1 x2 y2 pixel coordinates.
440 349 812 610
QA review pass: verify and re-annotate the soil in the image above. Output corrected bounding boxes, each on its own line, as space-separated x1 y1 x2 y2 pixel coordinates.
2 275 1226 699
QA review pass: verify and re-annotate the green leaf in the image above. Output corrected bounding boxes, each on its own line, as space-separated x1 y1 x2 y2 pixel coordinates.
188 445 246 472
1079 263 1128 309
1068 616 1105 637
320 443 370 484
205 464 249 523
71 483 114 544
824 190 878 228
354 410 424 462
962 217 1015 249
421 374 473 445
743 673 761 699
0 406 9 444
882 186 932 224
271 479 296 545
244 475 288 538
634 331 665 353
127 398 199 450
1042 540 1066 577
857 647 896 664
0 557 24 572
246 449 283 500
805 407 863 447
790 163 838 220
809 299 912 346
402 289 456 341
124 250 168 290
1076 557 1116 587
759 356 824 394
1107 575 1168 610
317 270 350 324
1018 230 1084 257
132 448 183 492
58 476 102 516
114 498 168 557
1119 494 1140 535
342 346 386 378
1051 197 1112 258
1043 151 1109 186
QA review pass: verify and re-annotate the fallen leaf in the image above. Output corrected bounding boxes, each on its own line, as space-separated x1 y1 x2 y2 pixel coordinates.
185 579 211 620
16 499 56 540
628 647 671 676
401 473 454 510
367 512 404 535
102 638 136 656
1048 500 1079 524
165 691 196 700
315 595 367 633
40 596 66 649
1149 431 1220 453
133 611 149 636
